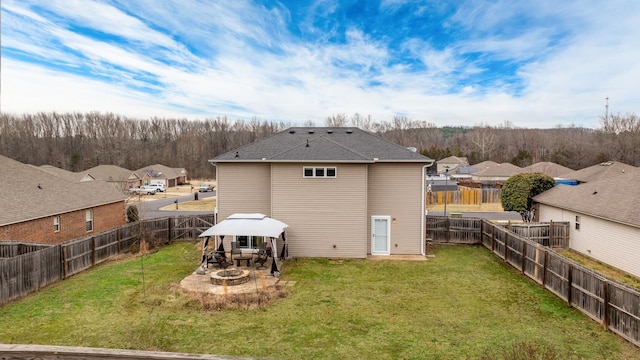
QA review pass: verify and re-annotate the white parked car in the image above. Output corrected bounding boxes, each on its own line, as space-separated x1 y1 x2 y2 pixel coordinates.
129 186 157 195
148 184 166 192
199 183 214 192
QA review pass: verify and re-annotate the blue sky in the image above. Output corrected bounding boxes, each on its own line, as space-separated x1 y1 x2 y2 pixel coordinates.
2 1 638 128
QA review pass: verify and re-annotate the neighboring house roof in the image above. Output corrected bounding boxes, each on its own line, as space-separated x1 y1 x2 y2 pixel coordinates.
559 161 637 183
522 162 574 178
534 168 640 227
211 127 433 163
471 160 499 171
36 165 96 182
473 162 523 178
438 156 468 166
135 164 182 180
84 165 140 182
0 155 127 226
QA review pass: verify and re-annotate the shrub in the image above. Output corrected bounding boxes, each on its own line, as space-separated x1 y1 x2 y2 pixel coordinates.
126 205 139 223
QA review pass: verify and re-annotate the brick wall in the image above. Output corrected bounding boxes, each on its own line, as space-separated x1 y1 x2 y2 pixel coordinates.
0 201 126 244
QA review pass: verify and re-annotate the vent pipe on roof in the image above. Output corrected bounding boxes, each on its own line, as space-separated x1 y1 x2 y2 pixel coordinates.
346 129 353 134
306 139 310 147
308 130 314 134
289 129 295 134
235 151 239 158
327 129 333 134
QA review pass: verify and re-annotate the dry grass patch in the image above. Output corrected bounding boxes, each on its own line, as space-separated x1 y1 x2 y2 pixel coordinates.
555 248 640 289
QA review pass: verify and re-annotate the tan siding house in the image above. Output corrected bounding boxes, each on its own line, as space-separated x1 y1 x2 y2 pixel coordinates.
534 168 640 278
211 127 434 258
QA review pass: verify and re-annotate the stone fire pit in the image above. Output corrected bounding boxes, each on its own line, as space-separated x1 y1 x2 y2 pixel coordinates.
210 268 250 286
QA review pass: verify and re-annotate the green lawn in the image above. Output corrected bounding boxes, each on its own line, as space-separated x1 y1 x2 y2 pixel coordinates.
0 242 637 359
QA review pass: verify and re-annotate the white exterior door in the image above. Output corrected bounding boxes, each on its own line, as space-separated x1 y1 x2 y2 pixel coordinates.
371 216 390 255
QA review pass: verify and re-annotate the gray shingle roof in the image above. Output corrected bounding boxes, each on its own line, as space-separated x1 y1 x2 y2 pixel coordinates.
473 162 523 177
559 161 637 183
211 127 432 163
85 165 140 182
534 168 640 227
522 162 574 178
36 165 95 182
0 155 127 226
135 164 182 179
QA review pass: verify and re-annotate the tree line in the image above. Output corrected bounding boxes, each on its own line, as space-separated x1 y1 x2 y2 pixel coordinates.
0 111 638 179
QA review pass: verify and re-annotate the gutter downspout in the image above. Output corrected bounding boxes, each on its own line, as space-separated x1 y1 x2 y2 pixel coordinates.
421 164 429 256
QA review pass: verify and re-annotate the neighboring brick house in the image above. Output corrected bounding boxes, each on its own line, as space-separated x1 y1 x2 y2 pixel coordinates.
534 168 640 278
84 164 142 192
0 155 127 244
209 127 434 258
135 164 188 188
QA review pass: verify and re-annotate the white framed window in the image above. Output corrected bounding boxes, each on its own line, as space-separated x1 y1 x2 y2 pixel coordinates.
303 166 337 178
53 216 60 232
575 215 580 230
86 209 94 232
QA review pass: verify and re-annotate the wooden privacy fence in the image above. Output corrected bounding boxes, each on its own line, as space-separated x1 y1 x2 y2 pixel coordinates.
426 215 640 348
508 222 570 248
426 188 502 206
0 214 214 305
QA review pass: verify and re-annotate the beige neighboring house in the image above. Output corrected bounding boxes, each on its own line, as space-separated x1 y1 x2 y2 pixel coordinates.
436 156 468 174
135 164 188 188
0 155 127 244
558 161 637 184
36 165 96 182
534 168 640 279
471 162 523 188
84 165 141 192
209 127 434 258
522 162 573 178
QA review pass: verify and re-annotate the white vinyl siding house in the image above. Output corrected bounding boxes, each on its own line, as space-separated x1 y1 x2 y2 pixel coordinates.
538 204 640 279
534 167 640 279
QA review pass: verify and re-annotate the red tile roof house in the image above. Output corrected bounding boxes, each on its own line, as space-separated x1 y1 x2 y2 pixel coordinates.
209 127 434 258
0 155 127 244
534 167 640 279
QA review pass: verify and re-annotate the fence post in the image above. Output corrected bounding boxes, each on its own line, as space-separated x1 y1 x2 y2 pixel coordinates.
91 237 96 266
117 227 121 254
521 241 526 274
491 224 495 253
541 249 548 287
446 217 450 243
61 244 67 279
549 220 554 247
566 263 573 306
168 216 173 242
602 280 609 330
503 232 508 262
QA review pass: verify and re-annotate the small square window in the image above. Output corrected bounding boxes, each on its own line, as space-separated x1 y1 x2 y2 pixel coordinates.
303 168 313 177
315 168 325 177
326 167 336 177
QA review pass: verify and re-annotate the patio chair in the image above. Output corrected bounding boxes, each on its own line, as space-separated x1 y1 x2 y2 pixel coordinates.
231 241 242 260
254 243 269 270
214 253 234 270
